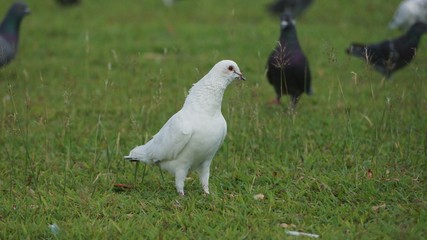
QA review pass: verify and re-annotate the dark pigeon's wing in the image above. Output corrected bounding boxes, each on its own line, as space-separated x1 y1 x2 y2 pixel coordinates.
0 37 15 67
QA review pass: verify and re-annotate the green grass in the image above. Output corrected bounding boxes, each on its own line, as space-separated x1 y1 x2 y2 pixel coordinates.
1 0 426 238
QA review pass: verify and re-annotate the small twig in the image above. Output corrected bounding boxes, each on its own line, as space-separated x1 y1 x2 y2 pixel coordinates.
285 230 319 238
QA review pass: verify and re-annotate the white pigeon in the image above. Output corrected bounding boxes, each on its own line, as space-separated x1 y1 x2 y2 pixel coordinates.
389 0 427 30
125 60 245 195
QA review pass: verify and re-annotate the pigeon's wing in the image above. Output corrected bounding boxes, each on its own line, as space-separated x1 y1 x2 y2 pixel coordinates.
302 58 312 95
220 118 227 145
0 37 15 67
142 110 193 162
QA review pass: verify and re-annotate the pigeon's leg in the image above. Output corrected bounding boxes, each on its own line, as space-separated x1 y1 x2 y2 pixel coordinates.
271 84 282 105
175 169 188 196
385 71 392 81
197 161 212 195
288 95 299 114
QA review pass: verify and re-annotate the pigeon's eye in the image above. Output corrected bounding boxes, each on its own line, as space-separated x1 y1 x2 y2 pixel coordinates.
228 66 234 71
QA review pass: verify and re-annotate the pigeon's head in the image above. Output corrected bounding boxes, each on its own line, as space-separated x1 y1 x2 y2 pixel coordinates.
212 60 246 82
280 11 296 29
7 2 30 19
408 21 427 35
345 43 367 58
346 44 359 54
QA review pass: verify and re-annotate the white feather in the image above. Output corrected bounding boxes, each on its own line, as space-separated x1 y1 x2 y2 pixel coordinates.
125 60 245 195
389 0 427 30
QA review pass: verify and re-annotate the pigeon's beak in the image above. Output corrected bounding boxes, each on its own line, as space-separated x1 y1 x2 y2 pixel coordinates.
24 7 31 15
234 70 246 81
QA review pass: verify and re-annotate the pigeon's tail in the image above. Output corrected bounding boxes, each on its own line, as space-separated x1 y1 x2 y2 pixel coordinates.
124 146 152 163
306 87 313 96
266 0 285 15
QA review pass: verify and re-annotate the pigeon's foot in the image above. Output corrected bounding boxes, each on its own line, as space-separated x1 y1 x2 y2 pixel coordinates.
203 185 210 195
287 95 299 115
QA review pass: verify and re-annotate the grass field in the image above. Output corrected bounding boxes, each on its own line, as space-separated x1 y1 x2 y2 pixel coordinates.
1 0 426 238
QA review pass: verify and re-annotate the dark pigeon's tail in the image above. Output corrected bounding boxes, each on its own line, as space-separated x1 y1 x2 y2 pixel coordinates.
306 87 313 96
267 0 314 18
56 0 80 6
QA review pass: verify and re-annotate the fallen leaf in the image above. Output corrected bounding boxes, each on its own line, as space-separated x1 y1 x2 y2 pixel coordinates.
280 223 297 228
113 183 134 192
372 203 386 211
28 188 36 198
385 178 400 182
366 169 373 179
253 193 265 200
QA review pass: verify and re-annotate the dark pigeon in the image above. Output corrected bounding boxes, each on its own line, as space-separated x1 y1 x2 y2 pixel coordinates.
56 0 80 6
267 0 314 18
266 12 312 110
0 2 30 68
346 22 427 79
